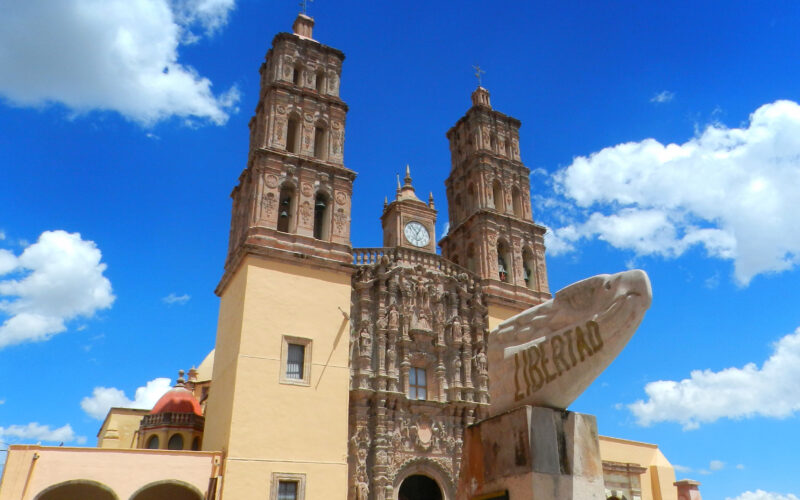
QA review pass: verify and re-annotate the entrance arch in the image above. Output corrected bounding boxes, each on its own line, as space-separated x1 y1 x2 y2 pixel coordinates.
398 474 442 500
393 460 453 500
35 479 117 500
129 480 203 500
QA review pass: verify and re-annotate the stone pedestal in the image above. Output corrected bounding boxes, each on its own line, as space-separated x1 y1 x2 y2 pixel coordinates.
457 406 605 500
675 479 702 500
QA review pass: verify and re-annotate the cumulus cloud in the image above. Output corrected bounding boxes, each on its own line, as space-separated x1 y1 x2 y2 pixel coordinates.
0 423 86 445
629 327 800 430
544 100 800 285
673 464 692 473
709 460 725 471
727 491 800 500
162 293 190 305
0 231 114 349
81 377 172 419
0 0 239 126
651 90 675 103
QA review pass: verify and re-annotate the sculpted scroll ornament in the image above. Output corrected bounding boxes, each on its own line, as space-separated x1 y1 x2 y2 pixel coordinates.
488 270 652 415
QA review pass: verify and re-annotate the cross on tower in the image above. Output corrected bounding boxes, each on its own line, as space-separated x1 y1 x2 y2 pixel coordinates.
299 0 313 15
473 65 486 87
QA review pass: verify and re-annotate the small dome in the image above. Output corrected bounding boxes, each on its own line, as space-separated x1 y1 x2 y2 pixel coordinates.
150 372 203 416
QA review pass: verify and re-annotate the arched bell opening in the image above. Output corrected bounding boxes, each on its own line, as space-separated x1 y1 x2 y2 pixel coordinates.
313 192 331 240
277 183 297 234
512 186 523 218
497 239 511 283
313 122 328 160
492 180 505 213
286 114 301 154
522 246 536 289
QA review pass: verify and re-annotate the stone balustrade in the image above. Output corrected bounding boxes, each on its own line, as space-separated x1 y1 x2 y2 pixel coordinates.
352 247 474 279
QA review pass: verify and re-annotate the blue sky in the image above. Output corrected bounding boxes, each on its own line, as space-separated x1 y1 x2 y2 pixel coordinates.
2 1 800 499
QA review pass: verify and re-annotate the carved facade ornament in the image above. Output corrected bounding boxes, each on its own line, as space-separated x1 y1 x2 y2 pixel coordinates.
265 174 279 189
348 259 489 499
261 192 276 215
300 200 312 226
335 191 347 205
334 208 348 235
301 182 313 197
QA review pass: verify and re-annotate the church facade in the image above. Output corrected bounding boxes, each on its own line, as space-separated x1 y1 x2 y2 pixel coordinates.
0 13 686 500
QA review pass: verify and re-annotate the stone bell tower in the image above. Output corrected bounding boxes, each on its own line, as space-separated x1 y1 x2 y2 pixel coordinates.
439 86 550 327
204 13 354 500
381 165 437 253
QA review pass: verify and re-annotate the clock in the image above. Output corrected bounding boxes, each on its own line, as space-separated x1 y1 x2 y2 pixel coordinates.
404 221 430 248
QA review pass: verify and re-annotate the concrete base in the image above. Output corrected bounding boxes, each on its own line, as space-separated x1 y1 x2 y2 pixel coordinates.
457 406 605 500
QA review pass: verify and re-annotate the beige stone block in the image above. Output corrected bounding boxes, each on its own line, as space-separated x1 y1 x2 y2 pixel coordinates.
457 406 605 500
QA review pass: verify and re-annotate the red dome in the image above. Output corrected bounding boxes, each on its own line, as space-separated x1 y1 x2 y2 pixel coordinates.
150 386 203 416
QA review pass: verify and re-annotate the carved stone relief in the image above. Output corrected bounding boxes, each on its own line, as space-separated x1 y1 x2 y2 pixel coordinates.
348 258 489 499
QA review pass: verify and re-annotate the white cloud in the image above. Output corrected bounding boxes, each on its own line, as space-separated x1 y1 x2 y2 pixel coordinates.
162 292 191 305
0 231 114 349
629 327 800 429
546 100 800 285
0 423 86 445
0 0 239 126
727 491 800 500
736 464 746 470
0 231 5 240
673 464 692 473
81 377 172 419
651 90 675 103
710 459 725 471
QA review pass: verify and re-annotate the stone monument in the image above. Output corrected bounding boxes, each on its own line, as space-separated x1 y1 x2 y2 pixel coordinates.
457 270 652 500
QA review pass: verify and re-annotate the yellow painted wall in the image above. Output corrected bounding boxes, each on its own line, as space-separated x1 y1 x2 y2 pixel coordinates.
204 254 352 498
599 436 678 500
97 409 146 449
203 262 247 454
488 303 524 332
0 446 220 500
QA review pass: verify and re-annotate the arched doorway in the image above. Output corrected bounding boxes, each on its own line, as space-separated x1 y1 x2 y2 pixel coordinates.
398 474 442 500
35 479 117 500
129 480 203 500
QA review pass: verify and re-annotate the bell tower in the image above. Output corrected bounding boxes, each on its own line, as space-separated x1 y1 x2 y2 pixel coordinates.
380 165 437 253
204 13 354 499
223 13 355 266
439 86 550 328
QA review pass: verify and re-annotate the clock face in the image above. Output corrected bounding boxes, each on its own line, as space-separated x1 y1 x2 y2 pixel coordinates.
404 221 430 248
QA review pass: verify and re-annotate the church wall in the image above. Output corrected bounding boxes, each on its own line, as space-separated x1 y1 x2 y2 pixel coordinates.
211 254 352 498
96 408 147 449
599 436 678 500
203 261 248 454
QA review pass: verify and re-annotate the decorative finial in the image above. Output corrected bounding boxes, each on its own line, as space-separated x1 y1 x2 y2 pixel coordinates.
473 65 486 88
396 174 402 190
177 369 185 386
404 164 412 185
384 196 388 209
428 192 435 209
299 0 313 15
